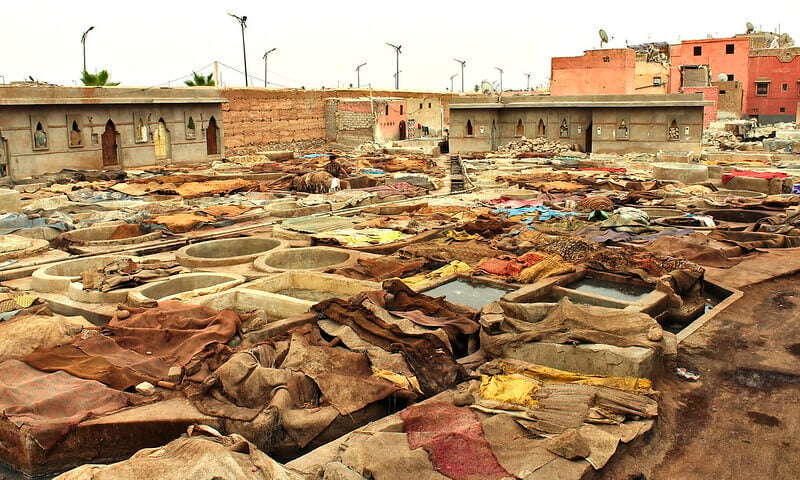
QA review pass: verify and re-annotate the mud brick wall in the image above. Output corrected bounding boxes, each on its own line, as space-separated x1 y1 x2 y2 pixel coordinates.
222 88 459 152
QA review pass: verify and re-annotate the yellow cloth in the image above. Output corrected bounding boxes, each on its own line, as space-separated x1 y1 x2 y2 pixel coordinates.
371 367 422 394
517 254 574 283
479 374 539 406
500 360 653 393
314 228 410 247
443 229 478 242
400 260 471 289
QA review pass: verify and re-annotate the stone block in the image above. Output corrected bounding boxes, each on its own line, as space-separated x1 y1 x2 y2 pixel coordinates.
0 188 22 212
500 342 657 378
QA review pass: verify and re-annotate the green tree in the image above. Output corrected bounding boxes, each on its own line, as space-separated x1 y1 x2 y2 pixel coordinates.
81 70 120 86
184 71 215 86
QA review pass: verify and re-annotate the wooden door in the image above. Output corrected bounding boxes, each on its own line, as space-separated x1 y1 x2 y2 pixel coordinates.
101 120 118 166
585 121 593 153
399 121 406 140
206 117 218 155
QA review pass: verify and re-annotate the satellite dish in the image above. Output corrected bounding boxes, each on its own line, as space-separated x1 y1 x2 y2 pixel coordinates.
746 22 755 34
779 33 793 47
480 81 495 95
599 29 609 47
706 34 713 39
718 73 728 82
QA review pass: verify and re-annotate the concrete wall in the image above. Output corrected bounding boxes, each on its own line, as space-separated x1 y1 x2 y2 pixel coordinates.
634 62 670 93
747 49 800 123
669 37 751 101
713 80 744 119
590 107 704 154
405 97 444 136
0 103 222 179
683 86 719 128
222 88 460 152
551 49 636 96
450 105 703 154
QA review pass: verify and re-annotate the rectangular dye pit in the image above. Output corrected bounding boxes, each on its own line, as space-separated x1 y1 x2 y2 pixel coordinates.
422 278 514 310
244 272 380 303
567 276 653 303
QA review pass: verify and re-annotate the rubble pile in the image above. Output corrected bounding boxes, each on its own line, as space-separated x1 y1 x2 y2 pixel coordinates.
487 136 581 158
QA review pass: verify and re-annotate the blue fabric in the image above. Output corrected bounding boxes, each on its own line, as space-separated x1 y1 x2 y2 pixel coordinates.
0 213 72 234
792 183 800 194
491 205 580 221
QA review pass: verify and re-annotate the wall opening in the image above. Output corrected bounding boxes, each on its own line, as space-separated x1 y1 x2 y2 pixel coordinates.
693 46 702 56
135 117 148 143
101 120 118 166
69 120 82 147
207 116 219 155
466 119 473 136
186 116 196 139
725 44 735 54
33 122 47 150
559 118 569 137
154 118 170 160
400 104 404 115
616 119 629 140
668 119 680 141
537 118 546 136
515 119 524 136
756 82 769 96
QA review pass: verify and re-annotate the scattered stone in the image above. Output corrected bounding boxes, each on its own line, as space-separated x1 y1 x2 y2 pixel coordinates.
167 366 184 383
135 381 156 396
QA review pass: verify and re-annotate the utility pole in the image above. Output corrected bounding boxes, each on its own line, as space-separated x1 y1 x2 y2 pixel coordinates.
386 43 401 89
228 13 248 86
524 72 531 91
213 61 220 87
81 26 94 73
263 48 276 87
356 62 367 88
454 58 466 92
495 67 504 92
450 74 457 92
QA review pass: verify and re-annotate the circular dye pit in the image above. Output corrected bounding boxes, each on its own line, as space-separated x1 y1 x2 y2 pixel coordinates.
254 247 354 273
176 237 287 268
31 256 128 293
128 272 245 305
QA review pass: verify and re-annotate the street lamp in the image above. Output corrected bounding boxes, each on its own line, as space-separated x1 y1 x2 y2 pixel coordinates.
495 67 504 92
386 43 401 89
450 74 458 92
263 48 276 87
454 58 465 92
524 72 531 91
355 62 367 88
81 26 94 73
228 12 248 86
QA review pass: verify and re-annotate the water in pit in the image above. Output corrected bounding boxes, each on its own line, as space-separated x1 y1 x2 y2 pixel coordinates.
423 278 513 309
567 277 652 302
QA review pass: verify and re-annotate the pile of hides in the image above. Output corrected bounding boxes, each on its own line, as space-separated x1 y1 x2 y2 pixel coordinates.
80 258 187 292
54 426 303 480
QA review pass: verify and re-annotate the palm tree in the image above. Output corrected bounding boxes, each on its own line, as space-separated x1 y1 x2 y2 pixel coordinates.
184 72 215 87
81 69 120 86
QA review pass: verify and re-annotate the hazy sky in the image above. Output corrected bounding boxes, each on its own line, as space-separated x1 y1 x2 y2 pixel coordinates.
3 1 799 91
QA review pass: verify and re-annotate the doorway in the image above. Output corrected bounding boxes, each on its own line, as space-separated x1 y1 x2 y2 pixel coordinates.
585 121 593 153
0 133 8 177
154 118 170 160
206 116 219 155
101 120 118 166
490 120 497 150
399 120 407 140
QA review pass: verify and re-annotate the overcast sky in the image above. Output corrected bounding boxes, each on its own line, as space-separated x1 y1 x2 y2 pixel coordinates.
3 1 799 91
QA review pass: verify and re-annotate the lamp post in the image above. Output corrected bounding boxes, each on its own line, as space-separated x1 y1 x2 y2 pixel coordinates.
386 43 401 89
81 26 94 73
454 58 465 92
450 74 457 92
228 13 249 86
263 48 276 87
356 62 366 88
524 72 531 91
495 66 504 92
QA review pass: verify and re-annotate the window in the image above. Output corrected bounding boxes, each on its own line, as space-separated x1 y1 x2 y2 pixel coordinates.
186 116 196 139
466 120 473 136
33 122 47 150
537 119 546 136
653 76 662 86
134 117 148 143
616 119 629 140
515 119 524 136
69 120 82 147
720 90 727 94
693 46 702 56
400 105 404 115
602 56 610 63
559 118 569 137
727 74 735 81
756 82 770 96
782 83 788 92
419 103 423 109
428 102 432 108
668 120 680 141
726 44 735 54
780 107 786 113
385 105 389 115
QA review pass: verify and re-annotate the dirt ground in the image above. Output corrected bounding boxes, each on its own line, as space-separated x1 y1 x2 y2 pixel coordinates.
596 273 800 480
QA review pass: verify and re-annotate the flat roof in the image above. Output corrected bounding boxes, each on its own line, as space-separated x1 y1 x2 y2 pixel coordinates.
449 93 712 110
0 86 226 106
